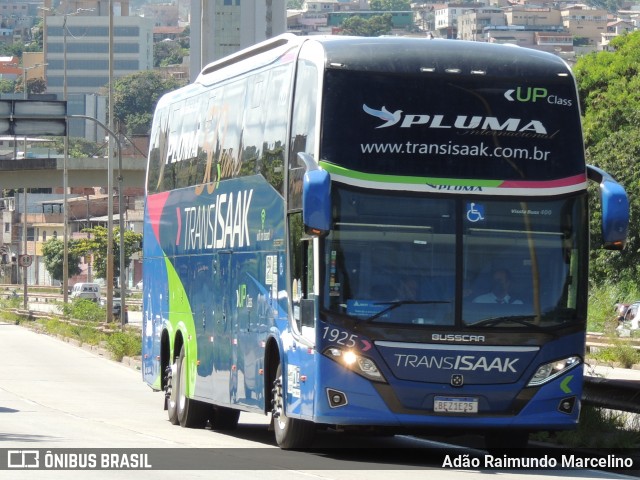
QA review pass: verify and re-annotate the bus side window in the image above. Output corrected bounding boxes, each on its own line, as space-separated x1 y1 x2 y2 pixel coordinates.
289 60 318 211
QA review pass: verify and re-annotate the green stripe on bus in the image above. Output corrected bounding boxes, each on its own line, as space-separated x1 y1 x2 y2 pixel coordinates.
319 161 502 187
165 256 198 397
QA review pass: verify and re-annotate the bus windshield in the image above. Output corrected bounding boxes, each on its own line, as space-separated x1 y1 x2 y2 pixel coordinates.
321 185 587 328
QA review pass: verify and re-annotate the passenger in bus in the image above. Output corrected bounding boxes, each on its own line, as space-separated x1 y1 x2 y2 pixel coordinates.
472 268 523 304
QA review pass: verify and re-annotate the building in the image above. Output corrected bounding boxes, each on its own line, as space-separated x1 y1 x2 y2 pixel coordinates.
143 2 179 26
601 19 635 50
457 7 505 41
434 2 485 38
0 55 21 80
504 6 562 29
189 0 286 82
43 12 154 98
561 4 608 49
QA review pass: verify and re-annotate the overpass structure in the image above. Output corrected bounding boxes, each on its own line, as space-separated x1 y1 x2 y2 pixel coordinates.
0 156 147 189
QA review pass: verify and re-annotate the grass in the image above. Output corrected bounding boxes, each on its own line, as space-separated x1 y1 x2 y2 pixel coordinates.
532 405 640 449
590 340 640 368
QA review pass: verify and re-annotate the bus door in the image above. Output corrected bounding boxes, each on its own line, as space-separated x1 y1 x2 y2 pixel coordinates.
212 251 235 405
232 251 270 408
191 259 215 400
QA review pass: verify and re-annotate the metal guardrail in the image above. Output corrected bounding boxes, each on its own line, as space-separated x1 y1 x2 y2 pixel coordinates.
583 375 640 413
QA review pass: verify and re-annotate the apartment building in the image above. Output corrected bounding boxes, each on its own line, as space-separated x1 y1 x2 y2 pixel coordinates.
561 4 608 47
44 14 153 97
434 2 486 38
190 0 286 81
457 7 505 41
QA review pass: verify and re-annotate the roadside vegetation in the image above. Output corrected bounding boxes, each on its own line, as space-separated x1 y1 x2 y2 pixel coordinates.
0 296 141 362
532 405 640 448
587 280 640 367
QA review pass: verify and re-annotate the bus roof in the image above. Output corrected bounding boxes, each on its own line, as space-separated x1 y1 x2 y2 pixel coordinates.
194 34 571 86
318 37 571 79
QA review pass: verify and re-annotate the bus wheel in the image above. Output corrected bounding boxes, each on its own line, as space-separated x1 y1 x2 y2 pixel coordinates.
271 363 315 449
176 345 208 428
165 361 179 425
210 406 240 431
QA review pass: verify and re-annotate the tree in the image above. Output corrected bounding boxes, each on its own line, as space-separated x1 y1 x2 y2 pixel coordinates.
369 0 411 10
0 79 14 93
41 238 83 283
15 77 47 96
74 226 142 281
154 39 188 68
0 42 23 59
47 136 106 158
340 14 394 37
573 31 640 284
110 71 185 135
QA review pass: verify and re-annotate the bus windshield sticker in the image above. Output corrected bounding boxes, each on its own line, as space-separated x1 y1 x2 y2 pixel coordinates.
466 203 485 223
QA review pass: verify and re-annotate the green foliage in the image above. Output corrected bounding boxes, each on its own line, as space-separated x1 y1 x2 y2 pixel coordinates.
14 77 47 96
369 0 412 10
41 238 83 283
74 226 142 281
0 79 15 93
40 317 105 346
538 405 640 448
587 279 640 332
154 40 188 68
61 299 105 323
111 71 186 135
0 42 24 59
591 340 640 368
574 32 640 283
340 14 394 37
47 137 106 158
123 112 154 136
106 331 141 361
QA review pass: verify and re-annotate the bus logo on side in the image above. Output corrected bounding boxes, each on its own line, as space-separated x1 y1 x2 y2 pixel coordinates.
362 103 548 134
504 87 573 107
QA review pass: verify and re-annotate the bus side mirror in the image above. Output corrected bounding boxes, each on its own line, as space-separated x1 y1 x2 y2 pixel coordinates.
587 165 629 250
299 153 331 236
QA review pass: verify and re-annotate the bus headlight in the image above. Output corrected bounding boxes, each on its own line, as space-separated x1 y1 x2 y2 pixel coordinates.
323 347 387 383
527 356 581 387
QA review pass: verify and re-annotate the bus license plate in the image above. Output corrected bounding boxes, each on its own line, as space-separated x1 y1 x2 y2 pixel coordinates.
434 397 478 413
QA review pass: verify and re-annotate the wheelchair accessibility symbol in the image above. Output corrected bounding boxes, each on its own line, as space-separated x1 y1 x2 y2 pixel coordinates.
466 202 485 222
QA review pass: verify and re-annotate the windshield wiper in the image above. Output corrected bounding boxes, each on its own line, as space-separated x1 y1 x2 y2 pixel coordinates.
364 300 450 323
470 315 549 331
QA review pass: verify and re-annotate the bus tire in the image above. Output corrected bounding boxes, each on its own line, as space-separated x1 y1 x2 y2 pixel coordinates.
210 406 240 431
272 363 315 449
176 345 208 428
166 360 179 425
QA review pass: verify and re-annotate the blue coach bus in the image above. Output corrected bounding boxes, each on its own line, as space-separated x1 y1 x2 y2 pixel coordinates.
142 34 629 449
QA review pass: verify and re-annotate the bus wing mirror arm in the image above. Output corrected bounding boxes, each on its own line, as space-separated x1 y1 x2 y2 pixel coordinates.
587 164 629 251
299 153 331 237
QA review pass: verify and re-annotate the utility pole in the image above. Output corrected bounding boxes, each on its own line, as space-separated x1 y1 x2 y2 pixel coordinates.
106 0 114 321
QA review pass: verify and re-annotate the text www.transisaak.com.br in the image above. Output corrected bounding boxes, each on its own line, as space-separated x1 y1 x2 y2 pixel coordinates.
360 141 551 161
